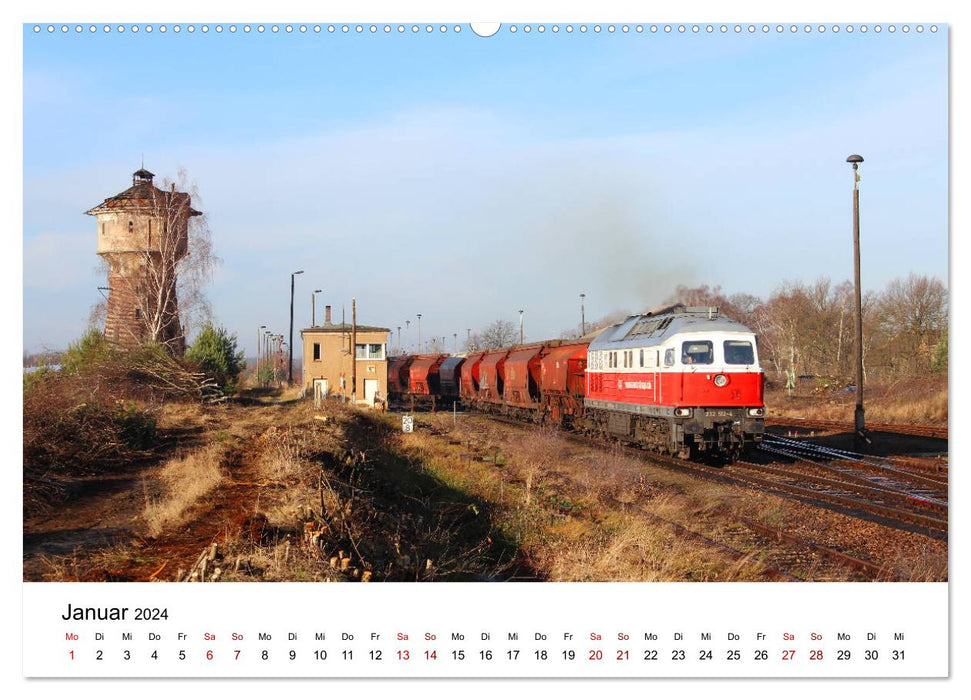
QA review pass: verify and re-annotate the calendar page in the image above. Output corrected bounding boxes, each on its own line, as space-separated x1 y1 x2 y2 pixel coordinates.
15 0 957 693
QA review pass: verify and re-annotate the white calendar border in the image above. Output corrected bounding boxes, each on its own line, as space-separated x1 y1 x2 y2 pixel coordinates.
7 0 962 696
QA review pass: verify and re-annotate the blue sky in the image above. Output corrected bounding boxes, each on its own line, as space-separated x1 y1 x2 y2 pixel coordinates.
22 23 948 354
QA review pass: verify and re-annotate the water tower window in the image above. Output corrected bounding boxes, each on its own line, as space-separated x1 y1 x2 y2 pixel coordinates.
128 221 134 233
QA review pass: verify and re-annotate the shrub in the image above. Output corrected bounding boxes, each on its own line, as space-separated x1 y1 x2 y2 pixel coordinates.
60 328 115 375
186 323 247 394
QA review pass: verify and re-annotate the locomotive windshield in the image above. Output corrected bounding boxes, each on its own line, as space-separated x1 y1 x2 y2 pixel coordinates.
724 340 755 365
681 341 713 365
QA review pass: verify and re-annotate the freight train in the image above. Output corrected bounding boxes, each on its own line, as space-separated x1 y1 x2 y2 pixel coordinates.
387 305 765 460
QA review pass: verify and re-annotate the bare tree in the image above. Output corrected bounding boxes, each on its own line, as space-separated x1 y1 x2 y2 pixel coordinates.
664 284 762 328
470 319 518 350
874 273 948 376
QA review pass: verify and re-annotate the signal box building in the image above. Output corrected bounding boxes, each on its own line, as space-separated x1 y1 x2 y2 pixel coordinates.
301 306 390 407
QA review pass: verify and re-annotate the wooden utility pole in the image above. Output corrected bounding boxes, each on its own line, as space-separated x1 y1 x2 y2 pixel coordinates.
351 297 357 406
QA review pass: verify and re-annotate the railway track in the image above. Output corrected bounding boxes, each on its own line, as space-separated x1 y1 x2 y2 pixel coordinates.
470 431 862 582
442 414 935 580
737 517 900 580
766 416 948 440
478 414 948 540
760 435 948 496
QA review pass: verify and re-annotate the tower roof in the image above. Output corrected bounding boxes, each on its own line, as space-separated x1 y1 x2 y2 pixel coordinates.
86 168 202 217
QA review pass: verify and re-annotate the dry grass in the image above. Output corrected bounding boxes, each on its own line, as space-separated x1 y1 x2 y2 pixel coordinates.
155 400 206 430
882 541 949 582
391 414 780 582
767 377 948 426
259 426 307 482
545 513 761 582
220 538 345 582
143 443 228 537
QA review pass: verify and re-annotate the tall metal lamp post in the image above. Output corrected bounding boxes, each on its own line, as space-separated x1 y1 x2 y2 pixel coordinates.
847 154 867 446
417 314 422 353
289 270 304 385
518 309 524 344
580 293 586 336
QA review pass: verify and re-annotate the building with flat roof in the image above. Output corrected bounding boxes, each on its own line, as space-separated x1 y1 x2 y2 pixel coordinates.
300 305 390 408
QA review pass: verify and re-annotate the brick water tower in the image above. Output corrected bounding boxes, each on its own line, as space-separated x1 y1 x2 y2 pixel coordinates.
86 168 201 354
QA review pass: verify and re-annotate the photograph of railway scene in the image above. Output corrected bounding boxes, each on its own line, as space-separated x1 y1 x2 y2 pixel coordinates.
23 22 947 584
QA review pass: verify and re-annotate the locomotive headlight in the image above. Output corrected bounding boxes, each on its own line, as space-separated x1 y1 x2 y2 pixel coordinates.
713 374 728 387
747 407 765 417
674 408 692 417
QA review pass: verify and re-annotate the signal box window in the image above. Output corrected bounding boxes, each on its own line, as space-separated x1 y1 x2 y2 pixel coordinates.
355 344 385 360
724 340 754 365
681 341 713 365
313 343 321 361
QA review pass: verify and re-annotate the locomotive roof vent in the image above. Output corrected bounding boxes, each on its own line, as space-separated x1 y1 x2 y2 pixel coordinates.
683 306 719 319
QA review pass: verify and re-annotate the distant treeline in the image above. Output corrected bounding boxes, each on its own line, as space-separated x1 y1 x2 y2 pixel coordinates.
561 274 947 385
669 274 947 384
23 350 63 368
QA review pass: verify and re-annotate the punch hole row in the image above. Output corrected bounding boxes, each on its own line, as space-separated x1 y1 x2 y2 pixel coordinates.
507 24 934 35
32 24 465 34
32 23 938 35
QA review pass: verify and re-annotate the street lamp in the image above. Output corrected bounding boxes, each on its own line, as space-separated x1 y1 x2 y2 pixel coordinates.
311 289 322 326
846 154 866 446
519 309 524 344
406 320 410 352
257 324 266 385
397 326 402 355
417 314 422 353
289 270 304 385
580 293 586 336
453 332 457 354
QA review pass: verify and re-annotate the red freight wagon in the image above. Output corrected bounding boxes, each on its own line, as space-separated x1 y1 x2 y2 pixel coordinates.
539 342 588 424
477 349 510 405
460 351 485 401
409 354 447 396
503 345 545 409
387 356 414 396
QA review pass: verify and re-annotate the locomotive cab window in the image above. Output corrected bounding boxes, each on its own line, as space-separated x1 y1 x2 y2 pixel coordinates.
724 340 755 365
681 341 713 365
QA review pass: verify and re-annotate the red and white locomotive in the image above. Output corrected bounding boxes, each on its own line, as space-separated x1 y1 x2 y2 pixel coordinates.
387 304 765 460
584 305 765 458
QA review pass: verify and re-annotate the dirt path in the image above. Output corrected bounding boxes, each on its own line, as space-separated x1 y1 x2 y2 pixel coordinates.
23 403 281 581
